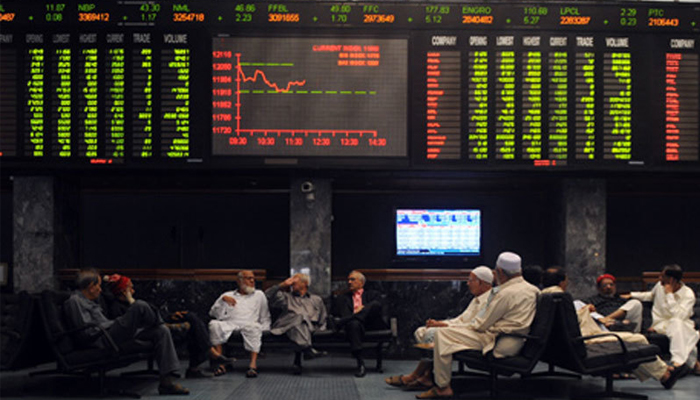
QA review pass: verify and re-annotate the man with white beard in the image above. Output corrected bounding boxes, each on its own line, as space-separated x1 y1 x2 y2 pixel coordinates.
209 270 271 377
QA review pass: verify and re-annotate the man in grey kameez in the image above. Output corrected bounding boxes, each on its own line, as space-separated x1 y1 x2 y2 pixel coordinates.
265 273 328 364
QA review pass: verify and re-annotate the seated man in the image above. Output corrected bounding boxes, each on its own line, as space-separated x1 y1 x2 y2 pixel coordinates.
333 270 387 377
384 266 493 391
208 270 271 378
625 264 700 373
63 269 189 395
542 267 685 389
583 273 643 333
105 273 227 379
419 252 540 399
265 273 327 372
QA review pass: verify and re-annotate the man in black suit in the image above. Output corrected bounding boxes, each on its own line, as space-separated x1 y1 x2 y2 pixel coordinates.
333 270 386 377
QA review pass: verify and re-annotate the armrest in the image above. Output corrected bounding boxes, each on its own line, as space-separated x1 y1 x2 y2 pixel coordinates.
497 331 540 341
58 323 121 354
390 317 398 338
572 332 629 356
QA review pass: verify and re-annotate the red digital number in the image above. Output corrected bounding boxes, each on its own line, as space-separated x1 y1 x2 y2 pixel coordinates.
229 136 247 145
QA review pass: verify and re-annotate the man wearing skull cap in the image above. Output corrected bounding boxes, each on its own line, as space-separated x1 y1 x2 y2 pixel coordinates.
385 266 494 390
417 251 540 399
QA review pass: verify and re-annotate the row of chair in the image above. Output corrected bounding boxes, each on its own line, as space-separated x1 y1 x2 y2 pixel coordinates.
453 292 660 400
2 290 157 397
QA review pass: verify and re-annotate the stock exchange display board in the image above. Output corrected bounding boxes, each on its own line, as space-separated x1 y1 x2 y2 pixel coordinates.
0 1 699 171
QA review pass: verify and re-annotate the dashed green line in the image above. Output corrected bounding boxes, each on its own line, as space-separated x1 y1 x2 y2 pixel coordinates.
239 90 377 95
239 62 294 67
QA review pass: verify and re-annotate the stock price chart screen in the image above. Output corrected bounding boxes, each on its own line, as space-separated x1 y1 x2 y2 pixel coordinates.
211 37 407 157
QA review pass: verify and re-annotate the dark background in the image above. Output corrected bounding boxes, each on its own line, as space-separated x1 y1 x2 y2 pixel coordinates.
3 173 698 283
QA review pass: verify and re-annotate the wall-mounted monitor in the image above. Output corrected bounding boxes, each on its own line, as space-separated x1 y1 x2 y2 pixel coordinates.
396 209 481 257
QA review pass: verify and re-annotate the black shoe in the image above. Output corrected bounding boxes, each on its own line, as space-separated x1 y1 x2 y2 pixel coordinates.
303 348 328 360
355 364 366 378
662 364 689 389
292 364 302 375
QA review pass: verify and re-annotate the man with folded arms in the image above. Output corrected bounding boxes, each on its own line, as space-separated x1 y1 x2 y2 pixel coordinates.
417 252 540 399
542 266 685 389
624 264 700 374
208 270 271 378
63 269 189 395
384 265 493 390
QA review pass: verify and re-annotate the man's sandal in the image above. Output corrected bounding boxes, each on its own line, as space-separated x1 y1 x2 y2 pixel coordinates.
246 368 258 378
405 380 432 391
415 387 452 399
385 375 409 387
158 383 190 395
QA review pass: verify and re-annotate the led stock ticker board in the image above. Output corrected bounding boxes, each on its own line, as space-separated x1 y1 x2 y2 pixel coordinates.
0 1 700 171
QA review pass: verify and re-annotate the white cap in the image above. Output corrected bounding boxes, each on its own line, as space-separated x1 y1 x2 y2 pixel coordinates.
496 252 522 273
471 266 494 284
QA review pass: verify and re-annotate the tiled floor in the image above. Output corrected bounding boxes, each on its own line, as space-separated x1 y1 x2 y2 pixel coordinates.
1 354 699 399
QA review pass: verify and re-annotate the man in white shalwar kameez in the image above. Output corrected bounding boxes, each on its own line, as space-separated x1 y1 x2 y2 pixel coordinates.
541 267 684 389
624 264 700 373
417 252 540 399
209 270 270 377
384 266 493 390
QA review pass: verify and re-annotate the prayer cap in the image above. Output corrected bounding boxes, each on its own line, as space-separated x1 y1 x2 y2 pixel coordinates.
596 273 616 285
106 274 132 295
471 266 494 284
496 252 522 273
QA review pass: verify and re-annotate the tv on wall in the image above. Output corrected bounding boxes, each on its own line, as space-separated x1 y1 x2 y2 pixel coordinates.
395 209 481 257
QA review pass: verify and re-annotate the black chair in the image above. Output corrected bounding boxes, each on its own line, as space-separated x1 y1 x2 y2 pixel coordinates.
547 293 661 400
31 290 155 398
1 291 52 371
452 292 559 399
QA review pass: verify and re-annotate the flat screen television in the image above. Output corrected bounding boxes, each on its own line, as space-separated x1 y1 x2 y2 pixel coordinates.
396 209 481 257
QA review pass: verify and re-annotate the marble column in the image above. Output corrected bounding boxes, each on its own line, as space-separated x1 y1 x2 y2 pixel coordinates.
13 176 56 292
561 179 606 299
289 178 332 298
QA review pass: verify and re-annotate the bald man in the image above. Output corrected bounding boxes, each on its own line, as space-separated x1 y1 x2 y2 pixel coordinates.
333 270 387 377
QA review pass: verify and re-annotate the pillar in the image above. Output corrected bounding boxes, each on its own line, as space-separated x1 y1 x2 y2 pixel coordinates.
561 179 607 299
289 178 332 297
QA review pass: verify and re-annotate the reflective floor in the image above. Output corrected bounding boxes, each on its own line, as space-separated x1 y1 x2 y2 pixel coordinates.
1 354 699 399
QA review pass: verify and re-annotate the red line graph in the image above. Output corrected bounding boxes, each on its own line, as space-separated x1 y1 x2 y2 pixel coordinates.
235 53 306 134
235 54 306 92
232 53 377 138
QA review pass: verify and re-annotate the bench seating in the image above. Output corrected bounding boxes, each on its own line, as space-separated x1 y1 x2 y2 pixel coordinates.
453 292 559 399
225 294 396 373
544 293 661 400
31 290 156 398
